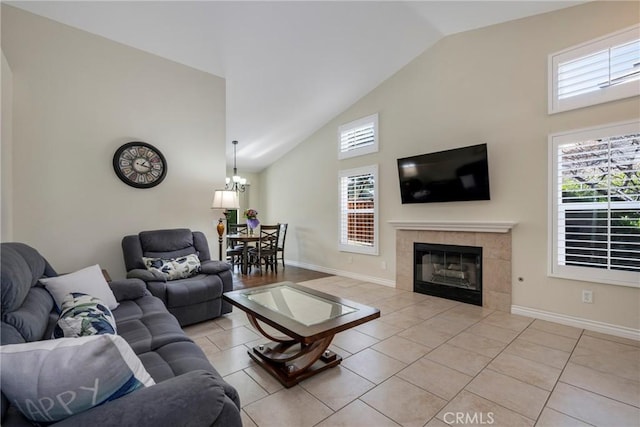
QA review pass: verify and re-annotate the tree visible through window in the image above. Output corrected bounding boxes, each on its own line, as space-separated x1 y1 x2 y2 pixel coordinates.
550 121 640 287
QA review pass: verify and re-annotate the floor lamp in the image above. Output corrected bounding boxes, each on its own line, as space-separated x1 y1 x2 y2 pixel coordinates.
211 189 240 261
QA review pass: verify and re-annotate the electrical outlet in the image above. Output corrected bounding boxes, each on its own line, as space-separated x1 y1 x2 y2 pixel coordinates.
381 261 387 270
347 256 353 264
582 290 593 304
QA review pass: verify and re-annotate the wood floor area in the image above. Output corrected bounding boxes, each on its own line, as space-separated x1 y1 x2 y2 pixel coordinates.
231 264 332 290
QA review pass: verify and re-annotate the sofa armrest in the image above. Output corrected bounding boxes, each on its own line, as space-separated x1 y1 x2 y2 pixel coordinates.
126 268 166 282
54 370 241 427
200 260 232 275
108 278 147 301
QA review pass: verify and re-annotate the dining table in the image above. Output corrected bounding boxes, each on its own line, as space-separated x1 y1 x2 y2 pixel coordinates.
226 233 260 274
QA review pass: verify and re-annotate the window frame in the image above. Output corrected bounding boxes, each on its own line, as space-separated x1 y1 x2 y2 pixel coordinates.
338 113 379 160
339 164 379 255
548 119 640 288
548 24 640 114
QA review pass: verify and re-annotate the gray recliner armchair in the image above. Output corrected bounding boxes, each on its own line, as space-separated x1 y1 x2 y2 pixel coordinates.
122 228 233 326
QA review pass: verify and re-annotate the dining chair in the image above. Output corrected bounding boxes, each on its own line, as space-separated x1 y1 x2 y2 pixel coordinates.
276 223 288 269
248 225 280 274
227 223 248 236
226 223 248 270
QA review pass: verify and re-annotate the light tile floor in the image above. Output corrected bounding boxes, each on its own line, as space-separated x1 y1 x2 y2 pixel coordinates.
184 277 640 427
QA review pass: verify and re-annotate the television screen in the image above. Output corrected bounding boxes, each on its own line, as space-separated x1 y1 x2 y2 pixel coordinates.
397 143 490 204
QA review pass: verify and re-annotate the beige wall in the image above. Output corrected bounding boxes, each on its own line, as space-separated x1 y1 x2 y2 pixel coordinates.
261 2 640 330
1 6 227 277
1 51 14 242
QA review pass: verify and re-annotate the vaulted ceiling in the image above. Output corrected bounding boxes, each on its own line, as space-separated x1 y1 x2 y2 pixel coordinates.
9 1 585 171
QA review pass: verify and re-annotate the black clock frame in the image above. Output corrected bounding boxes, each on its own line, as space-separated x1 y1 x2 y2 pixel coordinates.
113 141 167 189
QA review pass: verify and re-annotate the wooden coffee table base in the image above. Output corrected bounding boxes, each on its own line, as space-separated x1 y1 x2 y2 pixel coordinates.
246 313 342 387
224 282 380 388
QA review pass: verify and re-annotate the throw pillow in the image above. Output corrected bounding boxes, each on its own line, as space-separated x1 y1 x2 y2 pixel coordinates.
142 254 201 281
0 334 155 424
39 264 119 310
53 293 117 338
172 253 201 277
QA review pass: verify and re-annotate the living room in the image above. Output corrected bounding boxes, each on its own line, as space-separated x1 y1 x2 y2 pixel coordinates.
3 0 638 337
1 1 639 426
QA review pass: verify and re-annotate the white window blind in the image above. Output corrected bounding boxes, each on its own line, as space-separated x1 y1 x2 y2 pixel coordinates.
338 113 379 159
549 120 640 287
339 165 378 255
549 25 640 114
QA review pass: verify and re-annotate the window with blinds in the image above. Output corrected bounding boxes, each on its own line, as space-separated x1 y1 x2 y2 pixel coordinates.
338 113 379 160
549 120 640 287
339 165 378 255
549 25 640 114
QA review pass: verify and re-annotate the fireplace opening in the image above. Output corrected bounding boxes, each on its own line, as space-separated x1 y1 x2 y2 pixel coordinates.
414 243 482 306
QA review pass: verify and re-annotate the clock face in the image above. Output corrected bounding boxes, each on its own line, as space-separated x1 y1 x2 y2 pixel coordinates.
113 142 167 188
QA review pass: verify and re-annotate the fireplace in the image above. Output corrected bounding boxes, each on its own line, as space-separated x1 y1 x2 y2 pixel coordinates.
391 220 516 312
414 243 483 306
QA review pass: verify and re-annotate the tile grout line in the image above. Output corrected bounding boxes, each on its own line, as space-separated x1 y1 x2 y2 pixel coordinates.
551 338 640 412
417 312 534 425
355 305 513 424
531 327 586 425
306 293 457 425
415 315 589 424
330 298 546 425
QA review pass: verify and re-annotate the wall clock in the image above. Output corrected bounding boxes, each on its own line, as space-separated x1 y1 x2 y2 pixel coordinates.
113 141 167 188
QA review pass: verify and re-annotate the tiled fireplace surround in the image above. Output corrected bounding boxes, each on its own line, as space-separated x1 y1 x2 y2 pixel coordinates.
391 221 516 312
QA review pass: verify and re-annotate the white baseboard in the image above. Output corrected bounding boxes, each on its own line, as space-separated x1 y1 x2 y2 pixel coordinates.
284 259 396 288
283 260 639 341
511 305 640 341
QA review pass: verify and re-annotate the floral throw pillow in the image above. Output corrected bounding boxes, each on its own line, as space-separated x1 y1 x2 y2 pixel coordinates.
53 292 117 338
143 253 201 280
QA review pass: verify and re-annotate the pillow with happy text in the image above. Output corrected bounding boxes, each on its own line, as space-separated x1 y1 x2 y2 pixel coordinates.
0 334 155 424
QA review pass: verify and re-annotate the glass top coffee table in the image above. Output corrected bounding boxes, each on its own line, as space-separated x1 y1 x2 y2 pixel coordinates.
223 281 380 387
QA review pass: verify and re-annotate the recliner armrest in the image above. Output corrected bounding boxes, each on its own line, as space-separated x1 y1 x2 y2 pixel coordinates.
127 268 167 282
54 370 241 427
200 260 232 275
108 278 147 301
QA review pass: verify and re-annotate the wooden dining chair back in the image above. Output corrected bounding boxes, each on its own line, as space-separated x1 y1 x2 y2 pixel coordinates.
226 223 248 269
227 223 248 236
249 225 280 274
276 223 288 268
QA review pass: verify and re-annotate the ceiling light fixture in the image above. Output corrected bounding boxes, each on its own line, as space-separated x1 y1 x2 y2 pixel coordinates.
225 140 247 192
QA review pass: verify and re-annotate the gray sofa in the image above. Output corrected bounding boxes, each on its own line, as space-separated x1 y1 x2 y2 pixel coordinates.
122 228 233 326
0 242 242 427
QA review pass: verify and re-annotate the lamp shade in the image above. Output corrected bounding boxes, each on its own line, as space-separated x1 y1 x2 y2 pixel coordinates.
211 190 239 210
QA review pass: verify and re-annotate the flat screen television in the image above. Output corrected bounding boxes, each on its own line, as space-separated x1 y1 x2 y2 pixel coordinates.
397 143 490 204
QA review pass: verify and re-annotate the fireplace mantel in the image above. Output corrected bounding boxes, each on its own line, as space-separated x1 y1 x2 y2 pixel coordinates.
388 220 517 233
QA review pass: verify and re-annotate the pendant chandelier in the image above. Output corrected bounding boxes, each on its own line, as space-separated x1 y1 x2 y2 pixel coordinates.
225 140 247 192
